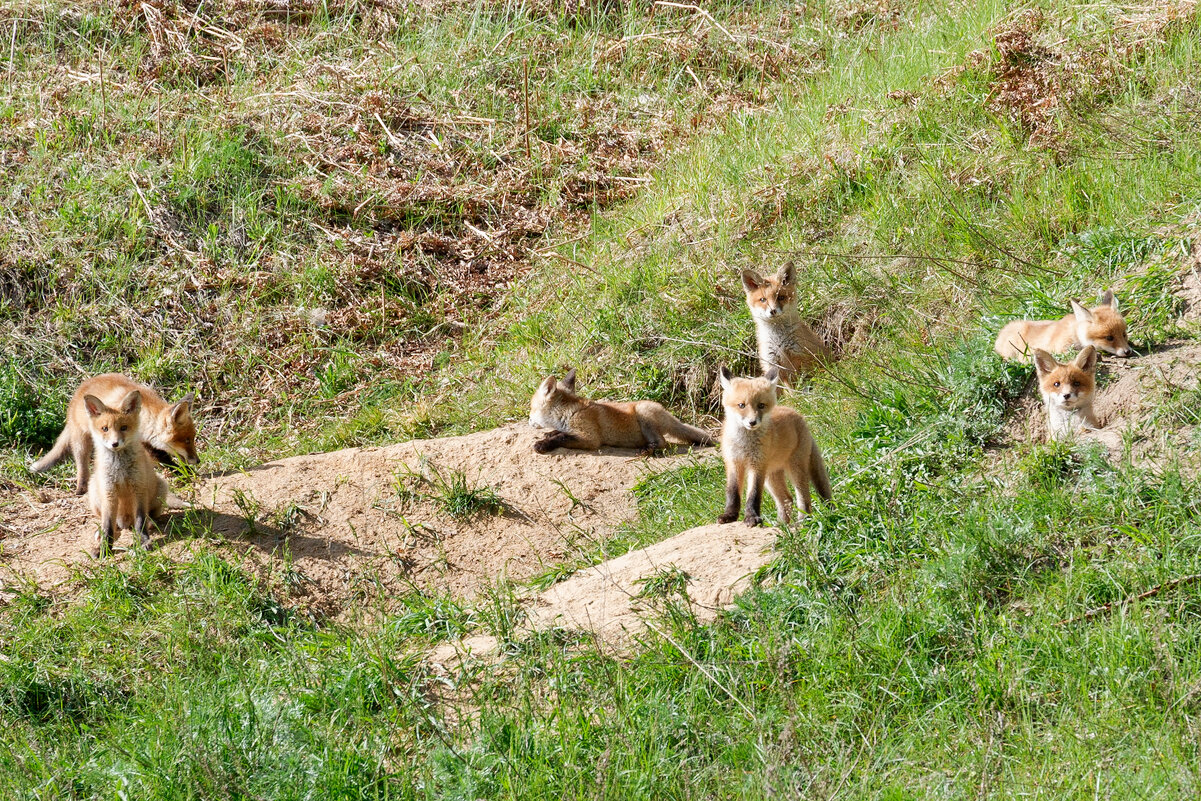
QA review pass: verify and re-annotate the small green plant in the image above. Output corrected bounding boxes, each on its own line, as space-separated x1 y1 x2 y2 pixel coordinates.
316 348 362 399
1155 380 1201 427
393 459 504 519
528 561 581 592
429 466 505 518
1017 439 1081 490
0 360 62 450
230 488 263 535
390 589 477 640
634 565 693 602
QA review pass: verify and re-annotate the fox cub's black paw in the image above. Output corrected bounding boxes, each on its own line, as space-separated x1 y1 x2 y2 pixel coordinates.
533 437 557 454
743 514 762 527
717 512 739 524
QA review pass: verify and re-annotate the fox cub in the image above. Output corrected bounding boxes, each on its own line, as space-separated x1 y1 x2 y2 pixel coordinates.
1033 346 1100 440
995 291 1132 360
742 262 832 386
83 391 169 557
717 367 832 526
33 373 198 495
529 368 714 454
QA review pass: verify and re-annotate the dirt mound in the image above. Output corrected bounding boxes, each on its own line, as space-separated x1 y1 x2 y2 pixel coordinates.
1000 340 1201 466
428 521 776 667
0 425 711 616
526 521 776 642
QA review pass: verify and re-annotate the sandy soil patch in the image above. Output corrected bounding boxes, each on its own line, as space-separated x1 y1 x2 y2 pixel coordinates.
428 521 777 668
1 424 712 616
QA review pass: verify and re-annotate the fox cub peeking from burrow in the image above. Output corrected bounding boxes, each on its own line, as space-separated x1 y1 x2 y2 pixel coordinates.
33 373 198 495
83 390 169 558
741 262 833 386
529 368 714 455
1033 346 1100 441
994 291 1132 360
717 367 832 527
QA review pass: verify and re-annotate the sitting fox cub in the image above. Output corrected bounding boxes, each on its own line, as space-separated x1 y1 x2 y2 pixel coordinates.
717 366 832 526
83 390 169 557
995 291 1132 360
529 368 714 454
742 262 833 386
1033 346 1100 440
33 373 198 495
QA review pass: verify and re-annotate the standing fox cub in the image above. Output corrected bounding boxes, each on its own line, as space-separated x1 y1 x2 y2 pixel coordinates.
717 367 832 526
33 373 198 495
742 262 833 386
1033 346 1100 440
83 391 169 557
529 368 714 454
994 291 1132 360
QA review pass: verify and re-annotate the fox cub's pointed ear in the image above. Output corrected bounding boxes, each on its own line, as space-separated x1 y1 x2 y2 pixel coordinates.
1032 349 1058 376
561 368 577 392
1070 299 1093 323
764 367 780 386
1100 289 1118 310
718 366 733 391
171 394 195 422
1074 345 1098 372
83 395 107 418
120 390 142 415
540 376 557 393
776 261 795 286
740 270 763 293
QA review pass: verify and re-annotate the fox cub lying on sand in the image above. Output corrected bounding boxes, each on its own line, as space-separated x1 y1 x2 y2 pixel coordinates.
33 373 198 495
82 390 169 558
742 262 833 386
529 368 714 454
717 367 832 527
1033 346 1100 440
995 291 1132 360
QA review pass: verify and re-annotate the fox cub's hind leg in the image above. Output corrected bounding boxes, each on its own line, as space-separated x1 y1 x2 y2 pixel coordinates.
766 471 791 525
637 420 667 456
72 430 93 495
787 451 813 515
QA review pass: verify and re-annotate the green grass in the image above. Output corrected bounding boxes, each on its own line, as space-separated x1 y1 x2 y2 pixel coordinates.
394 460 506 519
4 0 1201 797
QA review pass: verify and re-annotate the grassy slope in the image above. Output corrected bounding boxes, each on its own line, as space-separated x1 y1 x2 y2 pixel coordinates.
3 0 1201 798
0 0 793 472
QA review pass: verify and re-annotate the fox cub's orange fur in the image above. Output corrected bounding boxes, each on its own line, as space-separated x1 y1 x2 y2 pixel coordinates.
83 391 169 557
995 291 1132 360
529 368 714 454
1033 346 1100 440
33 373 198 495
717 366 832 526
742 262 832 386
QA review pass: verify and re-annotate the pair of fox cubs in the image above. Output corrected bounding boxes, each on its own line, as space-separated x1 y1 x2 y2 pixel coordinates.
994 291 1133 440
31 374 199 557
529 262 835 527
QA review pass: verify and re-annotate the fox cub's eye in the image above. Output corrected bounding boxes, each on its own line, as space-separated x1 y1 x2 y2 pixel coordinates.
738 403 745 408
1106 335 1114 341
121 425 129 432
101 425 109 432
757 403 766 410
1053 382 1060 388
1071 382 1080 388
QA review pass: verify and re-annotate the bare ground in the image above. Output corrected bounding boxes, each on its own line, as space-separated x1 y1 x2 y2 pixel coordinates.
0 424 715 616
428 521 777 667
